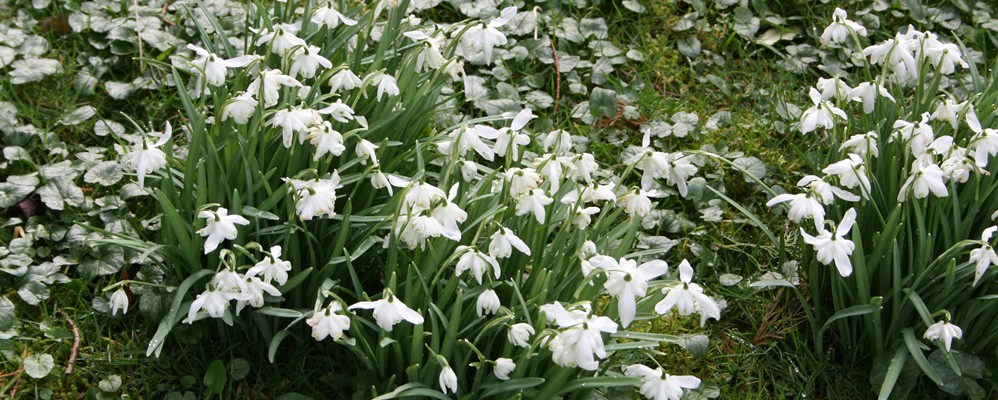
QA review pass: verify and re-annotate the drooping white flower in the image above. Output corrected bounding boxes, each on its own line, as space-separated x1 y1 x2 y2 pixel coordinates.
284 172 341 221
306 302 351 341
864 35 918 85
924 320 963 351
505 167 543 196
247 69 302 107
311 3 357 29
403 30 446 72
799 87 847 134
816 77 852 102
489 226 531 258
931 97 966 130
570 206 602 228
327 68 363 93
455 246 500 284
625 364 702 400
476 289 501 317
430 185 467 241
369 72 400 102
654 260 721 326
494 358 515 380
395 214 446 250
403 181 447 212
507 323 535 348
307 122 346 160
600 257 669 327
289 45 332 79
348 290 424 331
841 131 879 157
316 99 355 123
115 122 172 188
822 154 871 198
246 245 293 285
820 8 867 47
185 285 229 323
967 106 998 167
493 127 531 159
221 92 258 124
892 113 938 157
355 139 379 165
848 81 895 114
515 188 554 223
766 188 825 232
898 160 948 201
801 208 857 277
109 288 129 316
439 364 458 394
924 39 967 75
541 301 617 371
618 189 655 219
235 274 282 315
442 124 494 161
271 106 321 148
254 24 306 55
196 207 250 254
971 226 998 286
186 44 256 88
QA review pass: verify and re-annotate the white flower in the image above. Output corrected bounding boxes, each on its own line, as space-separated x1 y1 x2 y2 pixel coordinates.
571 206 602 228
403 182 447 212
328 68 363 93
618 189 655 219
816 77 852 102
196 207 250 254
404 31 446 72
289 45 332 79
799 88 847 134
822 154 871 198
507 323 535 348
316 99 355 123
311 4 357 29
541 301 617 371
395 214 445 250
864 35 918 85
254 25 306 55
455 246 500 284
355 139 379 165
235 274 281 315
931 97 965 130
476 289 501 317
801 208 857 277
246 245 293 285
307 122 346 160
212 268 250 301
271 106 320 148
967 106 998 167
439 365 458 394
924 320 963 351
820 8 867 47
505 167 543 196
284 173 341 221
971 226 998 286
185 285 229 323
460 160 478 181
186 44 256 87
489 226 531 258
924 40 966 75
766 191 825 231
654 260 721 326
494 358 515 380
306 302 351 341
841 131 879 157
115 122 171 188
109 288 129 316
247 69 302 107
515 188 554 223
625 364 701 400
443 125 494 161
892 113 937 157
848 82 895 114
600 257 669 327
371 72 399 102
348 291 424 331
430 186 467 241
221 92 258 124
898 160 948 201
493 127 531 159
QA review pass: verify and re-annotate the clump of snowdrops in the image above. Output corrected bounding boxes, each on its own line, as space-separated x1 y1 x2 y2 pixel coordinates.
106 1 719 398
763 8 998 399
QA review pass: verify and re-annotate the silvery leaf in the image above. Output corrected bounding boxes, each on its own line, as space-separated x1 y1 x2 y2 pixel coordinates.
39 161 77 180
719 274 743 286
32 0 51 9
37 178 84 210
94 119 125 137
733 7 760 38
84 161 123 186
0 46 16 68
580 18 608 39
18 281 50 306
58 105 97 126
626 49 645 61
22 353 54 379
10 58 62 85
677 36 701 58
0 296 13 331
79 245 125 279
3 146 31 162
622 0 646 13
526 91 554 109
105 81 135 100
0 181 36 208
589 87 618 118
18 35 49 57
556 18 584 43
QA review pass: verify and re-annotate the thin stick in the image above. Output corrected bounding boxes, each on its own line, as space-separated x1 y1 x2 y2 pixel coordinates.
58 310 81 375
550 39 561 114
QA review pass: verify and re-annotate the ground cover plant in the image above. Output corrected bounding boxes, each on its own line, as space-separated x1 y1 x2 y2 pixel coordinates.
1 0 998 398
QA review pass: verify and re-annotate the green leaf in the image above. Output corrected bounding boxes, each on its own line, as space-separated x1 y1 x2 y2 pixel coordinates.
84 161 124 186
589 87 618 118
23 353 55 379
732 157 766 183
928 349 986 398
147 269 214 357
0 296 14 331
256 307 304 319
677 36 701 58
18 281 50 306
203 359 227 396
37 178 85 210
557 376 642 394
228 358 250 381
0 180 37 208
479 378 545 397
268 331 291 363
372 383 451 400
99 375 123 392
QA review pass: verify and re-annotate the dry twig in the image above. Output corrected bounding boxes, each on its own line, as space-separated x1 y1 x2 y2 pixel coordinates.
57 309 82 376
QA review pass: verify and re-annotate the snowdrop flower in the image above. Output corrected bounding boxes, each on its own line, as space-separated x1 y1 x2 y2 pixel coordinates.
618 189 655 219
971 226 998 286
443 59 465 81
396 214 446 250
307 122 346 160
493 127 531 159
289 45 332 79
369 72 400 102
115 122 171 188
221 92 258 124
820 8 867 47
563 183 617 204
666 153 698 197
508 323 535 348
403 181 447 212
311 3 357 29
306 302 351 341
327 68 363 93
566 153 599 183
822 154 871 198
570 206 602 228
541 301 617 371
799 87 847 134
505 167 543 196
348 290 424 331
185 285 229 323
284 173 341 221
898 160 948 201
941 149 977 183
403 30 445 72
489 226 531 258
316 99 355 123
510 108 536 131
515 188 553 223
625 364 701 400
654 260 721 326
801 208 857 277
967 107 998 167
197 207 250 254
211 268 250 301
924 319 963 351
540 129 573 155
235 274 281 315
186 44 256 87
255 25 306 55
841 131 880 157
439 364 458 394
460 159 478 181
476 289 501 317
441 125 494 161
600 257 669 327
848 82 895 114
630 147 672 191
109 288 129 316
766 186 825 231
271 106 320 148
864 35 918 85
892 113 937 157
355 139 379 165
816 77 852 102
931 97 965 130
247 69 302 107
455 246 500 284
430 186 467 240
924 40 966 74
493 358 515 380
246 245 293 285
